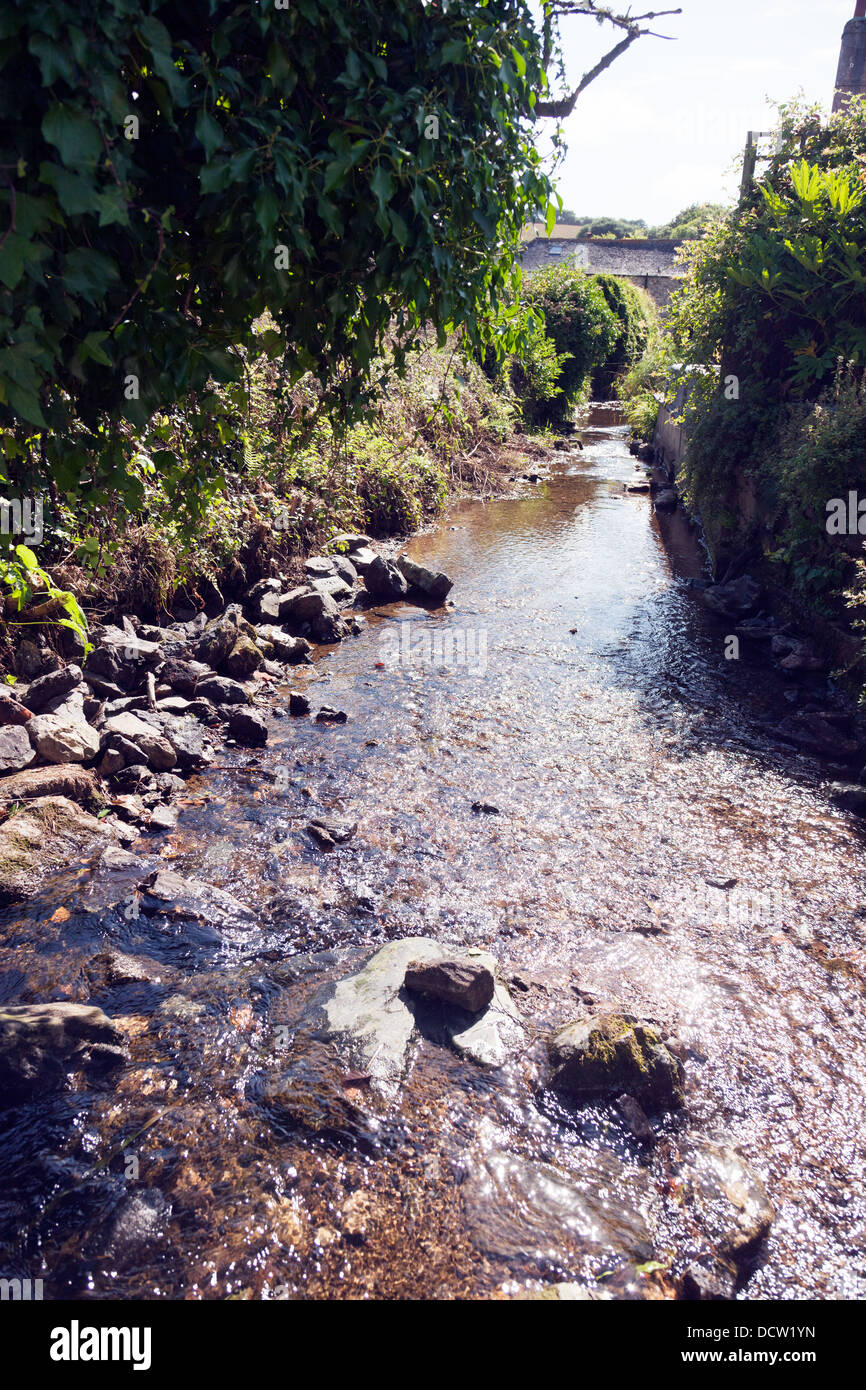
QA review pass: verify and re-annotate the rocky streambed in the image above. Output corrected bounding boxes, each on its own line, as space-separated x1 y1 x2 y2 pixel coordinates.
0 404 864 1301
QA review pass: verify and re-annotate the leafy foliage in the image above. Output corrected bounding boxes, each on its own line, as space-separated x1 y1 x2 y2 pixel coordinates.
520 263 619 420
0 0 554 527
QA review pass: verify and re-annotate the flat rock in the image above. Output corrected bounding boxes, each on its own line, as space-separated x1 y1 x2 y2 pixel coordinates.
675 1141 773 1265
196 674 249 705
0 763 100 806
0 1002 126 1106
23 663 83 713
138 868 254 926
103 712 176 770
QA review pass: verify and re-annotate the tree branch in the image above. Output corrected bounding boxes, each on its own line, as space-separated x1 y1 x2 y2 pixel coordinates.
537 5 681 120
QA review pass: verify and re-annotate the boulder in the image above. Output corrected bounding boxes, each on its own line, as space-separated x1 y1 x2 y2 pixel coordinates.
157 714 215 771
830 782 866 817
328 533 372 553
0 1002 126 1106
676 1141 773 1265
288 691 310 715
27 711 100 764
363 556 408 603
110 764 157 795
193 612 243 668
0 724 36 773
404 958 494 1013
196 674 249 705
548 1013 685 1109
138 867 254 926
348 546 377 574
320 939 522 1097
223 633 264 679
160 658 211 697
331 555 358 586
254 626 312 663
226 707 268 747
653 487 679 513
280 587 339 624
24 663 83 713
0 764 101 807
305 556 337 579
103 713 176 771
396 556 454 603
309 575 354 603
314 706 348 723
0 795 124 904
702 575 762 619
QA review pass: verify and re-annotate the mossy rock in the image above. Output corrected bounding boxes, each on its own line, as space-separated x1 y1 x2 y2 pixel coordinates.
548 1012 685 1109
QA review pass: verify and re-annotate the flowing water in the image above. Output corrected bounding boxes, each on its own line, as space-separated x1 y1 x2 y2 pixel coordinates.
1 404 864 1300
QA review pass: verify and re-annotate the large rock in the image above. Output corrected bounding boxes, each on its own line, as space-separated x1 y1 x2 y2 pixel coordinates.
254 626 312 663
27 711 100 764
23 663 83 713
675 1141 774 1265
280 587 339 624
404 958 494 1013
226 707 268 747
328 533 372 553
830 782 866 816
223 633 264 680
363 556 408 603
702 575 761 618
196 674 249 705
0 724 36 773
138 868 254 926
309 575 354 603
0 796 124 904
347 546 377 574
159 658 211 697
396 556 454 603
320 939 522 1097
305 556 337 579
103 713 176 771
194 613 239 669
548 1013 685 1109
0 764 101 806
0 1002 126 1107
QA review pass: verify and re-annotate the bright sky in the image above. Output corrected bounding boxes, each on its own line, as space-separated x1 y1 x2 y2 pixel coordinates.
549 0 856 224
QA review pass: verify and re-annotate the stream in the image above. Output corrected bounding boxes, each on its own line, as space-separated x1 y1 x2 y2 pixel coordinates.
1 403 864 1300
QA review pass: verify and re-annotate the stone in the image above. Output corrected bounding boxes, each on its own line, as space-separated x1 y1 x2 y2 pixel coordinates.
314 706 348 723
653 487 678 513
226 707 268 747
90 948 163 986
27 711 100 764
328 533 371 553
614 1093 655 1143
404 958 494 1013
103 713 176 771
331 555 357 586
0 763 100 806
24 663 83 713
149 803 179 832
288 690 310 716
770 713 860 761
348 546 377 573
14 639 47 680
138 867 254 926
310 575 354 603
395 555 454 603
308 815 356 843
548 1013 685 1109
156 715 214 771
0 1002 125 1106
110 764 157 795
363 555 408 603
831 782 866 816
280 587 340 625
0 691 32 726
0 724 36 773
680 1257 738 1301
702 575 762 618
0 796 124 904
223 633 264 679
159 658 211 696
194 613 240 669
305 556 337 578
675 1141 773 1264
254 626 311 663
196 674 249 705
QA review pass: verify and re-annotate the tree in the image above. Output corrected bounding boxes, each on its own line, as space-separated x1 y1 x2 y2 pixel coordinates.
537 3 681 119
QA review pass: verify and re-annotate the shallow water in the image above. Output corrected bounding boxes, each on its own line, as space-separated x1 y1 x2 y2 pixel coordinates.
1 404 864 1300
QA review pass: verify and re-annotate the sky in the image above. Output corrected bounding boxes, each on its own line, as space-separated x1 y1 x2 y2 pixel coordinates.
548 0 857 225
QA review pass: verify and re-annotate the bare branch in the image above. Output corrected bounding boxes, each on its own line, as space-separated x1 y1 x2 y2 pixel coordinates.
537 4 681 120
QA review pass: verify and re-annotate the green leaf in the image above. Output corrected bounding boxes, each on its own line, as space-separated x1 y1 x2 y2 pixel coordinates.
41 103 103 168
195 109 223 161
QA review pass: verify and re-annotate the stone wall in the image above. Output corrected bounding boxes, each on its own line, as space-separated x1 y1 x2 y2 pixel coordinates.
520 236 685 307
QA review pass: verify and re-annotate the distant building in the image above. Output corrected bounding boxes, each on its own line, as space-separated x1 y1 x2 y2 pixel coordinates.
519 224 684 308
833 0 866 112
